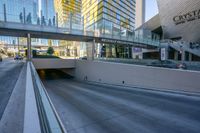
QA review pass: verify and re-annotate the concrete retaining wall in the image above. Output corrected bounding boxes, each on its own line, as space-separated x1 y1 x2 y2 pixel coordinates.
32 59 76 69
75 60 200 93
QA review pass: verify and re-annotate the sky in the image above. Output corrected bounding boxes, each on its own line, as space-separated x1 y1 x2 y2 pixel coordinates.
145 0 159 22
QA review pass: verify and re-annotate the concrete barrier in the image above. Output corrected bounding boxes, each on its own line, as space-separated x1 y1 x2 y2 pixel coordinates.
24 62 41 133
32 58 76 69
75 60 200 93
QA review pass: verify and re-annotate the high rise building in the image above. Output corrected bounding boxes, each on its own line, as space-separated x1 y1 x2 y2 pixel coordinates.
81 0 136 59
54 0 81 28
82 0 136 37
135 0 145 28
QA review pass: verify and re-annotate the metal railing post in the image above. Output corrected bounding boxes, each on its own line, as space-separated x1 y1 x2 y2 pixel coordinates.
70 13 72 33
23 7 26 24
56 12 58 27
3 4 7 22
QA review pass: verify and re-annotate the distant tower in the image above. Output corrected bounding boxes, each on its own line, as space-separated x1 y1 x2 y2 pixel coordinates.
135 0 146 28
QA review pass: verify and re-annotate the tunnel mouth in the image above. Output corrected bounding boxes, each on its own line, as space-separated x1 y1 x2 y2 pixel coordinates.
37 69 74 80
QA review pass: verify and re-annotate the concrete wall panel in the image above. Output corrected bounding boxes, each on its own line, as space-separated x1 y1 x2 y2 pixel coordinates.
75 60 200 93
32 59 76 69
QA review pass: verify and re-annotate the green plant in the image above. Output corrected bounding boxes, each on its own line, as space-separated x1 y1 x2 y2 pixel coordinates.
47 47 54 55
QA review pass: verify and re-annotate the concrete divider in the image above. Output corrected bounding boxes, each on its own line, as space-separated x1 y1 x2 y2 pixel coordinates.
23 62 41 133
32 58 75 69
75 60 200 93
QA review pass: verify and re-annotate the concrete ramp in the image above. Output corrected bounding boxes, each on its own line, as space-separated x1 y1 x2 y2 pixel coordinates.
32 58 76 69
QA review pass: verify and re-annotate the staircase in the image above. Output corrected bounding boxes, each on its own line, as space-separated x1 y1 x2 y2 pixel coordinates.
168 42 200 57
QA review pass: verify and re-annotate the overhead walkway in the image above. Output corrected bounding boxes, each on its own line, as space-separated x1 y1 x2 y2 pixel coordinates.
0 10 159 49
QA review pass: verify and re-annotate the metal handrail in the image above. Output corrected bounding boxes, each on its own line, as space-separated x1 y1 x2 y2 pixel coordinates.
30 62 67 133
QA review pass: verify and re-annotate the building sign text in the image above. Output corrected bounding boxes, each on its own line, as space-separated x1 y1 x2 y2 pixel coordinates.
173 9 200 25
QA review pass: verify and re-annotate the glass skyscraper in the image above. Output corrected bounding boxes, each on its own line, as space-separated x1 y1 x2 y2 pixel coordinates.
54 0 82 29
82 0 136 58
82 0 136 37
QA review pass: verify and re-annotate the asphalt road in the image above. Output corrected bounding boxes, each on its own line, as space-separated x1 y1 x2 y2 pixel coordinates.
39 70 200 133
0 59 24 119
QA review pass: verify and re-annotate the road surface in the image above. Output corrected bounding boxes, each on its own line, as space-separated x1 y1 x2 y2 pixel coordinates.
39 69 200 133
0 59 24 119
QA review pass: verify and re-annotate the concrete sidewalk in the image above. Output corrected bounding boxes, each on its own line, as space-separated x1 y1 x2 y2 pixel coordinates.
0 64 27 133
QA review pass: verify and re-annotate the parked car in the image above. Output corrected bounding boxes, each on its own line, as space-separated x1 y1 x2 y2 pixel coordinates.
176 63 187 69
80 56 87 60
14 55 23 60
148 60 187 69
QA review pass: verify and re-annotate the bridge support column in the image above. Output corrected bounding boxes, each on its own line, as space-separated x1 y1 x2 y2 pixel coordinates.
174 51 178 60
181 51 185 62
27 33 32 61
86 39 95 61
106 44 112 58
189 53 192 61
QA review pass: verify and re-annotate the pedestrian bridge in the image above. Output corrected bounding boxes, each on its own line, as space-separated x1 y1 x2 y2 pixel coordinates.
0 21 159 48
0 6 160 49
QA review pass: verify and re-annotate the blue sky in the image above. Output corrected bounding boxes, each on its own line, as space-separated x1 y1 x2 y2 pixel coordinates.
145 0 158 21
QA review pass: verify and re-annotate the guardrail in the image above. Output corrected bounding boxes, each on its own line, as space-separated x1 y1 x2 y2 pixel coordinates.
27 62 67 133
95 58 156 66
